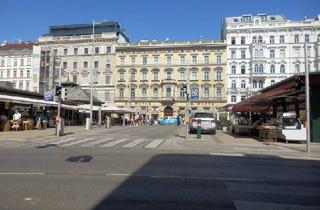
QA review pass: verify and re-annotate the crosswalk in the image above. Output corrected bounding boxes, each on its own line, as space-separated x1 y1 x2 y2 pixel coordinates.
39 136 166 149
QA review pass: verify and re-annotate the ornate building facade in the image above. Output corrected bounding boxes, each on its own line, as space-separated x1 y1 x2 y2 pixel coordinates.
115 40 227 119
222 14 320 104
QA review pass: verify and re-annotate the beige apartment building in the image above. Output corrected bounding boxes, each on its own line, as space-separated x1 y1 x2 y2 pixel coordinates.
115 40 227 119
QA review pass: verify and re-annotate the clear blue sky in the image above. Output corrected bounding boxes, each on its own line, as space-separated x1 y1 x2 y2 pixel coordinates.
0 0 319 42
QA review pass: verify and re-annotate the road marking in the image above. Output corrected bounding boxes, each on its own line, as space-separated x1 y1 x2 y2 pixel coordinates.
46 138 78 145
0 172 45 175
210 152 244 157
62 138 95 146
81 138 113 147
101 138 129 147
122 139 147 148
144 139 164 148
24 198 32 201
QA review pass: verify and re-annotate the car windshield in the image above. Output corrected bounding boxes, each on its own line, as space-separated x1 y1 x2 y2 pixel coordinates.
194 113 214 118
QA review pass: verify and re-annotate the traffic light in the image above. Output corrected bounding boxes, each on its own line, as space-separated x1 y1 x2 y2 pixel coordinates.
55 86 62 96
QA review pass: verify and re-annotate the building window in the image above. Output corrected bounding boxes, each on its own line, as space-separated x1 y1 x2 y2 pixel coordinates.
241 80 246 89
280 49 285 58
231 95 236 103
7 59 11 67
270 65 275 74
20 70 23 77
180 56 185 64
19 82 23 90
166 71 172 79
142 71 147 80
73 62 77 69
153 88 158 98
154 56 159 64
231 37 236 45
0 71 3 78
258 80 264 88
74 48 78 55
231 80 236 89
295 64 300 73
119 72 124 80
63 62 67 69
259 64 264 73
106 63 111 69
20 59 24 66
94 61 99 68
106 46 111 54
72 75 77 84
241 65 245 74
7 70 10 78
204 55 209 64
14 59 17 67
142 88 147 97
130 71 136 81
26 81 30 91
271 80 275 85
179 88 185 98
253 80 257 88
216 55 221 63
203 71 209 80
317 34 320 42
0 59 4 67
64 49 68 55
192 55 197 64
130 88 135 98
95 47 99 54
254 49 259 57
179 71 185 80
280 64 285 73
153 71 159 80
258 36 263 43
142 57 147 65
167 56 172 64
240 95 246 101
216 71 222 80
231 50 236 59
280 35 285 44
27 58 31 66
120 57 125 65
294 34 299 43
191 71 197 80
294 48 300 57
166 87 171 97
83 61 88 68
84 48 89 54
252 36 257 43
305 34 310 43
204 88 209 98
270 36 274 44
260 49 263 57
241 50 246 59
131 57 136 65
105 75 111 84
254 64 258 73
241 37 245 44
270 50 275 58
119 88 124 97
216 87 222 98
231 65 236 74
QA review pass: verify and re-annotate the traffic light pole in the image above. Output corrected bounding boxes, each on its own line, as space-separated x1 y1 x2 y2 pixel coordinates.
57 62 62 137
185 61 190 140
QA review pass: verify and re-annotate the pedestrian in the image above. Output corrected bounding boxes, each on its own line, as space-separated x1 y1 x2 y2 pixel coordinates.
11 110 22 130
177 115 181 126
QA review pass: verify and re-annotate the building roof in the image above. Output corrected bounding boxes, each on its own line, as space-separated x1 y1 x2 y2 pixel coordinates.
0 43 34 51
0 86 43 100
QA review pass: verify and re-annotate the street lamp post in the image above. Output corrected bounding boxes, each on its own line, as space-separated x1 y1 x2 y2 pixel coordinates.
89 20 95 129
304 42 311 152
185 60 190 140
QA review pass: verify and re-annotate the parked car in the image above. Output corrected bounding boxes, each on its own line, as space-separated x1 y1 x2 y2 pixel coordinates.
189 111 216 134
158 116 177 125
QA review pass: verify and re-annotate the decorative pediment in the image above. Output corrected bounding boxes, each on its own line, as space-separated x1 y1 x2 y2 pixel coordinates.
201 67 211 71
139 83 149 89
214 67 223 71
151 68 160 72
177 83 186 88
128 84 137 89
164 68 173 72
150 84 160 89
140 68 148 72
117 84 126 88
178 67 186 72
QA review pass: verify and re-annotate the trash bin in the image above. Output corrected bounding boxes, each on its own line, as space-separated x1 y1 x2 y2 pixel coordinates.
86 118 90 130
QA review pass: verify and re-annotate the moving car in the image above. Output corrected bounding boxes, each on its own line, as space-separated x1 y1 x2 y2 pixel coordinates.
158 116 177 125
189 111 216 134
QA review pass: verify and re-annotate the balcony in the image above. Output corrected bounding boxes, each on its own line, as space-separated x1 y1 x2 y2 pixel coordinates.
161 78 177 85
114 96 226 103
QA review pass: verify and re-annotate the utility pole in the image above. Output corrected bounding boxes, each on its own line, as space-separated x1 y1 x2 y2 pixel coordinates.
304 42 311 152
57 61 62 137
89 20 95 129
185 60 190 140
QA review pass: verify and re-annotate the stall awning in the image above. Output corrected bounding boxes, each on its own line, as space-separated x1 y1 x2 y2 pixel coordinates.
0 94 58 106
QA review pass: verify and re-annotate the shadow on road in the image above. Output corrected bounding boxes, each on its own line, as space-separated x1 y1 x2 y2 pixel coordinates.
91 153 320 210
66 155 93 163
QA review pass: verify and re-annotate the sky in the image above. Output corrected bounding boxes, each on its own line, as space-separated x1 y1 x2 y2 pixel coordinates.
0 0 319 43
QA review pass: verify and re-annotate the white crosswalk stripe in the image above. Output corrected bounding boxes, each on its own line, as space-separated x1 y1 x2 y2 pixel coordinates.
41 138 78 146
122 139 147 148
81 138 113 147
101 138 129 147
144 139 164 148
62 138 95 147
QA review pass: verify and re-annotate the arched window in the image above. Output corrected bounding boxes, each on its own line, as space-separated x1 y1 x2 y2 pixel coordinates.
271 80 275 85
141 88 147 97
254 49 259 57
295 64 300 73
231 80 236 89
258 80 264 88
179 88 184 98
253 80 257 88
166 87 171 97
270 64 275 74
259 64 264 73
216 71 222 80
252 36 257 43
259 49 263 57
153 88 158 98
231 65 236 74
130 88 135 98
318 34 320 42
27 70 30 77
179 71 185 80
241 80 246 89
216 87 222 98
119 88 124 97
204 87 209 98
241 65 245 74
280 64 285 73
258 36 263 43
254 64 259 72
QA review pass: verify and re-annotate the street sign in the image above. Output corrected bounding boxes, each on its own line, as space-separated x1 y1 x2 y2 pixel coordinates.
44 89 53 101
190 88 199 100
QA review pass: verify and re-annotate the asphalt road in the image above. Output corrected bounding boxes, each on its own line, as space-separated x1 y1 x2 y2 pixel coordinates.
0 126 320 210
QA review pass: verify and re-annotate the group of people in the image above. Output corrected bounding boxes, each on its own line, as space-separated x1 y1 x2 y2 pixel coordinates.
126 115 155 127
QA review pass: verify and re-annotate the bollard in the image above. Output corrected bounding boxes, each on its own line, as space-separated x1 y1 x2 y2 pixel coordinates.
197 119 201 139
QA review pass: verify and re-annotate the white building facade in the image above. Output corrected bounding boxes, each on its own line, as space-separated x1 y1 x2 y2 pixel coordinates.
35 21 129 104
0 43 33 91
222 14 320 104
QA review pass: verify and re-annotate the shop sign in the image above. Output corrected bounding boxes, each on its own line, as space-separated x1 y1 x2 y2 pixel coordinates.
44 89 53 101
191 88 199 100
